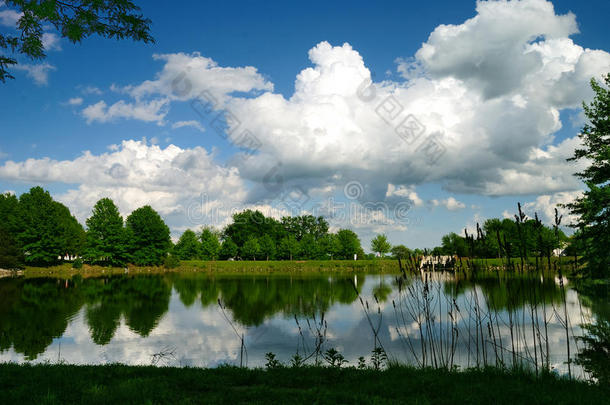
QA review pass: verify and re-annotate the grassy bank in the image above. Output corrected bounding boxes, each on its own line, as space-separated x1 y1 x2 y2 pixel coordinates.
468 256 578 268
4 256 583 280
14 259 400 279
0 363 606 404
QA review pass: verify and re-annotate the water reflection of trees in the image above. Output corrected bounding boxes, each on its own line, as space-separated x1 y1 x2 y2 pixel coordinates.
172 275 364 326
82 276 171 343
0 272 604 362
444 275 564 311
0 274 364 359
0 279 82 359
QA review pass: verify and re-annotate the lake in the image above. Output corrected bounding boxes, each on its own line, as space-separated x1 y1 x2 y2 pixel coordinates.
0 270 606 379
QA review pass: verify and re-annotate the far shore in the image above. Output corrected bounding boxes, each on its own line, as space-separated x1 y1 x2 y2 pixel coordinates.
4 259 401 279
0 256 583 280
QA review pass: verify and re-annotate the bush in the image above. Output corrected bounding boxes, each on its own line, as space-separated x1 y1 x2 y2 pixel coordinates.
72 258 83 269
163 254 181 269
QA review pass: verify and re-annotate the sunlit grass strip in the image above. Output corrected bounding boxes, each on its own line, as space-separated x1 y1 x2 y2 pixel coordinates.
17 259 401 279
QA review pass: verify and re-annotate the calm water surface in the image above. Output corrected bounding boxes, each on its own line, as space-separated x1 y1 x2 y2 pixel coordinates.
0 271 607 378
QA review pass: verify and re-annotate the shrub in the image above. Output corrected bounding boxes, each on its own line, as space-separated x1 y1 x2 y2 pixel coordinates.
72 258 83 269
163 254 181 269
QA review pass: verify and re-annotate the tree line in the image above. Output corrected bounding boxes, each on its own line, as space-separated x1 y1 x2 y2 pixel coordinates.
174 210 364 261
0 188 369 268
432 217 570 259
0 188 172 268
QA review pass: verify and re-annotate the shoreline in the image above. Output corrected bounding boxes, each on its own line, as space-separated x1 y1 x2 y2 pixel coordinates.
14 259 401 279
3 257 586 280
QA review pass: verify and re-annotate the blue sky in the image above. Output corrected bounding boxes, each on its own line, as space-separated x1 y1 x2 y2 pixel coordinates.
1 0 609 249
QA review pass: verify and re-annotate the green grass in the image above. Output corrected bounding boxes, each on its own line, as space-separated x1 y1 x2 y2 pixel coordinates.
462 256 579 268
11 256 582 280
0 363 606 404
17 259 400 279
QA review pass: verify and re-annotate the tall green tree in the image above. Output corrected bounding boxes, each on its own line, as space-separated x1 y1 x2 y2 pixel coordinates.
0 192 24 267
318 233 341 260
281 215 329 241
84 198 128 266
241 237 260 261
278 235 299 260
200 227 221 260
0 226 24 269
55 202 86 258
298 234 318 259
125 206 171 266
18 187 65 265
371 234 391 257
223 210 282 248
440 232 468 257
335 229 361 260
173 229 200 260
0 192 23 235
259 234 276 261
566 74 610 278
1 0 154 83
391 244 412 260
219 237 238 260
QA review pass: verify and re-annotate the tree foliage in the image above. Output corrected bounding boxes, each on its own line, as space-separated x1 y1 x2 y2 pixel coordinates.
1 0 154 83
440 232 468 257
281 215 328 241
391 244 412 260
17 187 84 265
200 227 220 260
335 229 362 260
84 198 127 266
0 226 24 269
436 216 567 259
125 205 171 266
258 234 276 261
278 235 299 260
173 229 200 260
219 237 238 260
241 237 260 261
566 74 610 278
0 193 24 268
371 234 391 257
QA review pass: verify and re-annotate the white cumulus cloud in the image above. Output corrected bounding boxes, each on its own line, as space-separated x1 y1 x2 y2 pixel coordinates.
430 197 466 211
172 120 205 132
0 140 247 235
82 99 170 125
12 63 56 85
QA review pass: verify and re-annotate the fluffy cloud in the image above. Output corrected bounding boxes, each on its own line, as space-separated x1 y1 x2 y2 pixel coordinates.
0 140 247 234
430 197 466 211
129 52 274 101
524 190 583 226
225 31 599 198
76 0 609 205
79 52 272 125
80 85 103 95
12 63 56 85
172 120 205 132
415 0 578 99
41 32 61 51
0 7 20 27
4 0 609 239
82 99 170 125
65 97 83 106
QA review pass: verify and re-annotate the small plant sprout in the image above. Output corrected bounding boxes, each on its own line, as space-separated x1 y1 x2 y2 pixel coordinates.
265 352 281 369
323 348 348 368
